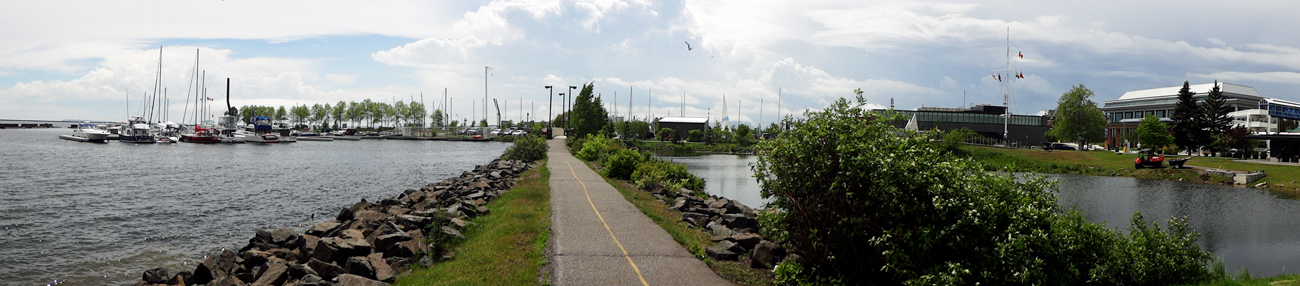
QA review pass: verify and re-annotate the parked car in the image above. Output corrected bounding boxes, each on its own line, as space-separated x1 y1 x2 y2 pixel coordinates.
511 130 527 136
1134 149 1165 169
1045 143 1076 150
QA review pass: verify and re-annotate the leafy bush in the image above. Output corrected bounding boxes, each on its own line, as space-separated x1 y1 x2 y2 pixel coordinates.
658 128 676 143
630 159 704 192
688 129 703 142
754 97 1214 285
575 134 616 161
602 148 645 180
500 135 547 162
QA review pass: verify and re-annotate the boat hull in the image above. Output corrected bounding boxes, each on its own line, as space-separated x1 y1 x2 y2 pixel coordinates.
180 134 221 143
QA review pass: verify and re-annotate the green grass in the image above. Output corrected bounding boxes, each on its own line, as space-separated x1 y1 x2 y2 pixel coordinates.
1183 274 1300 286
394 161 551 286
599 170 775 286
963 146 1229 183
963 145 1300 199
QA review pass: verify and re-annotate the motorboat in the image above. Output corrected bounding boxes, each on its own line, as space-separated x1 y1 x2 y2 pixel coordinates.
247 133 281 143
59 123 110 142
119 116 157 144
180 124 221 143
245 116 280 143
216 116 245 143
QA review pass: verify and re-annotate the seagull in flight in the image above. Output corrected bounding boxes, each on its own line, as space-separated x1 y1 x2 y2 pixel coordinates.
684 41 693 51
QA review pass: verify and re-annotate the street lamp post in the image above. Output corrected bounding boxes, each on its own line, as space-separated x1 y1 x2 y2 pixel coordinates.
568 86 577 133
559 93 566 134
545 86 553 139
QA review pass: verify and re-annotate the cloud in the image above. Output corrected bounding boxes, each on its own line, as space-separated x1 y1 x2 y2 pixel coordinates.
1190 71 1300 84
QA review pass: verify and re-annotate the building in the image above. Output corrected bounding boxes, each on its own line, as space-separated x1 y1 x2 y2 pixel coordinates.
656 117 710 139
880 104 1053 147
1100 82 1274 148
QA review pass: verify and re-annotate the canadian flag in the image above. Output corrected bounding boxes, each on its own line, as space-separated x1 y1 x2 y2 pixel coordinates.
207 97 215 101
1018 51 1023 58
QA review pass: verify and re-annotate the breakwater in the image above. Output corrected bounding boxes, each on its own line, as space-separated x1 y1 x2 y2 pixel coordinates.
130 159 531 285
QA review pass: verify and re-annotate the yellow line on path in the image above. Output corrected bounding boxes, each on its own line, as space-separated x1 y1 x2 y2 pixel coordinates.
563 156 650 286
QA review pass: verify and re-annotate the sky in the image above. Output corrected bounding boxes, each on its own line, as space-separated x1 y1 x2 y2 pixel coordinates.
3 0 1300 127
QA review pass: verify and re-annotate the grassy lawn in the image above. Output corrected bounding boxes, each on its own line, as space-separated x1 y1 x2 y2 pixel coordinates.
395 161 551 286
600 175 775 286
1184 274 1300 286
963 145 1300 199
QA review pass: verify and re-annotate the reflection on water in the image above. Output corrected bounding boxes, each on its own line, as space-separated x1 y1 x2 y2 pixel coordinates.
666 153 1300 277
659 154 766 208
1049 173 1300 277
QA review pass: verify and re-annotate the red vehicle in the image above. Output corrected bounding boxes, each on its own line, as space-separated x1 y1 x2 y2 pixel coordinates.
1134 149 1165 169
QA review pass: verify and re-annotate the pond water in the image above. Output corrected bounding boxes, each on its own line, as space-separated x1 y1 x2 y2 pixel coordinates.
670 154 1300 277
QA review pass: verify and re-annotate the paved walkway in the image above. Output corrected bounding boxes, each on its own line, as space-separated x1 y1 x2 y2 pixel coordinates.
547 138 731 286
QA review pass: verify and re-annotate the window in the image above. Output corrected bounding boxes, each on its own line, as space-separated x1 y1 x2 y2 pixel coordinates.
1157 110 1166 118
1126 112 1133 119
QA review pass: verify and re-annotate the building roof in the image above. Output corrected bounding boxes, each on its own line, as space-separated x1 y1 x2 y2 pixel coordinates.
659 117 710 124
1116 82 1261 101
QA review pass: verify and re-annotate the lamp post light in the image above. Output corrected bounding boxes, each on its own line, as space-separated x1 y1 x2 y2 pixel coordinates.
559 93 566 134
568 85 577 133
545 86 553 139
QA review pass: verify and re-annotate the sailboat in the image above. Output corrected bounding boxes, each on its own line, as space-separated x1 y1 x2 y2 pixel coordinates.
179 49 220 143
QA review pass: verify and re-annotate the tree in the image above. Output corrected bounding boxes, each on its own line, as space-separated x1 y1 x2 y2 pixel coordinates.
430 109 445 128
569 83 608 139
1135 115 1174 150
735 124 754 145
657 127 674 142
1045 84 1106 150
754 95 1214 285
275 106 287 121
1171 81 1205 155
1201 81 1232 156
332 101 346 129
479 119 488 127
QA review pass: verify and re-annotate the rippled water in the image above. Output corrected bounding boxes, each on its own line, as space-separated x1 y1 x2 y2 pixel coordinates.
0 128 509 286
672 154 1300 277
660 154 765 208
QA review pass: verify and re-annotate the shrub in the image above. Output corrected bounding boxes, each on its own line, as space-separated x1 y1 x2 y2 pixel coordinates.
575 134 615 161
688 129 703 142
657 128 675 143
631 160 704 192
500 135 547 162
754 97 1214 285
603 148 644 180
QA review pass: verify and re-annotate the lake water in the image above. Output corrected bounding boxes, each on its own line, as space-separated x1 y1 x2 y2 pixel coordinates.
660 154 766 208
672 154 1300 277
0 128 509 286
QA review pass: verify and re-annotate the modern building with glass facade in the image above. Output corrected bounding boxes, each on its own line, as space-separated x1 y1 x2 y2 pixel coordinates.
879 104 1052 147
1100 82 1269 148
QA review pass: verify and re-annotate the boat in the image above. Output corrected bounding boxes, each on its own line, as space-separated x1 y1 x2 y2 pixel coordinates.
119 116 157 144
59 123 110 142
105 125 121 140
245 116 280 143
216 116 245 143
178 49 221 144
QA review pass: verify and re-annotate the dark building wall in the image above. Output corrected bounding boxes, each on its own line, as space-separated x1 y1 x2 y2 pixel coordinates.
657 122 709 139
914 121 1051 147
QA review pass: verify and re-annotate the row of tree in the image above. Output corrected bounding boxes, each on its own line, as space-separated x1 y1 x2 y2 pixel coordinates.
235 99 456 131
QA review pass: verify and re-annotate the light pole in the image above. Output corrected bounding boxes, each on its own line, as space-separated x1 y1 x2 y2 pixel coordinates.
568 85 577 134
545 86 553 139
559 93 566 134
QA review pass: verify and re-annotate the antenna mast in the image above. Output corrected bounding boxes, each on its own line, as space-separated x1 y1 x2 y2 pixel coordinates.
989 27 1022 145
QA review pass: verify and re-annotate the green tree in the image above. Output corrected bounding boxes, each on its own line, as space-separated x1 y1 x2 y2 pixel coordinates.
430 109 445 128
1201 81 1232 156
735 124 754 145
657 127 675 143
332 101 346 129
479 119 488 127
275 106 287 121
1045 84 1106 149
1171 81 1205 155
1136 115 1174 150
755 95 1213 285
569 83 608 139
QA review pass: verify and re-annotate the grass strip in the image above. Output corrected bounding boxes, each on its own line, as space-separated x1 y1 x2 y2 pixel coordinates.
1184 274 1300 286
599 173 775 286
395 160 551 286
964 146 1300 199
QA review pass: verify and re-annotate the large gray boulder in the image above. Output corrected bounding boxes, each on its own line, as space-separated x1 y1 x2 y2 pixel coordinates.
750 240 786 269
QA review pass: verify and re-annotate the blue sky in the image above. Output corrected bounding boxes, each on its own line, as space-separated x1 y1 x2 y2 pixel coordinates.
4 0 1300 125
